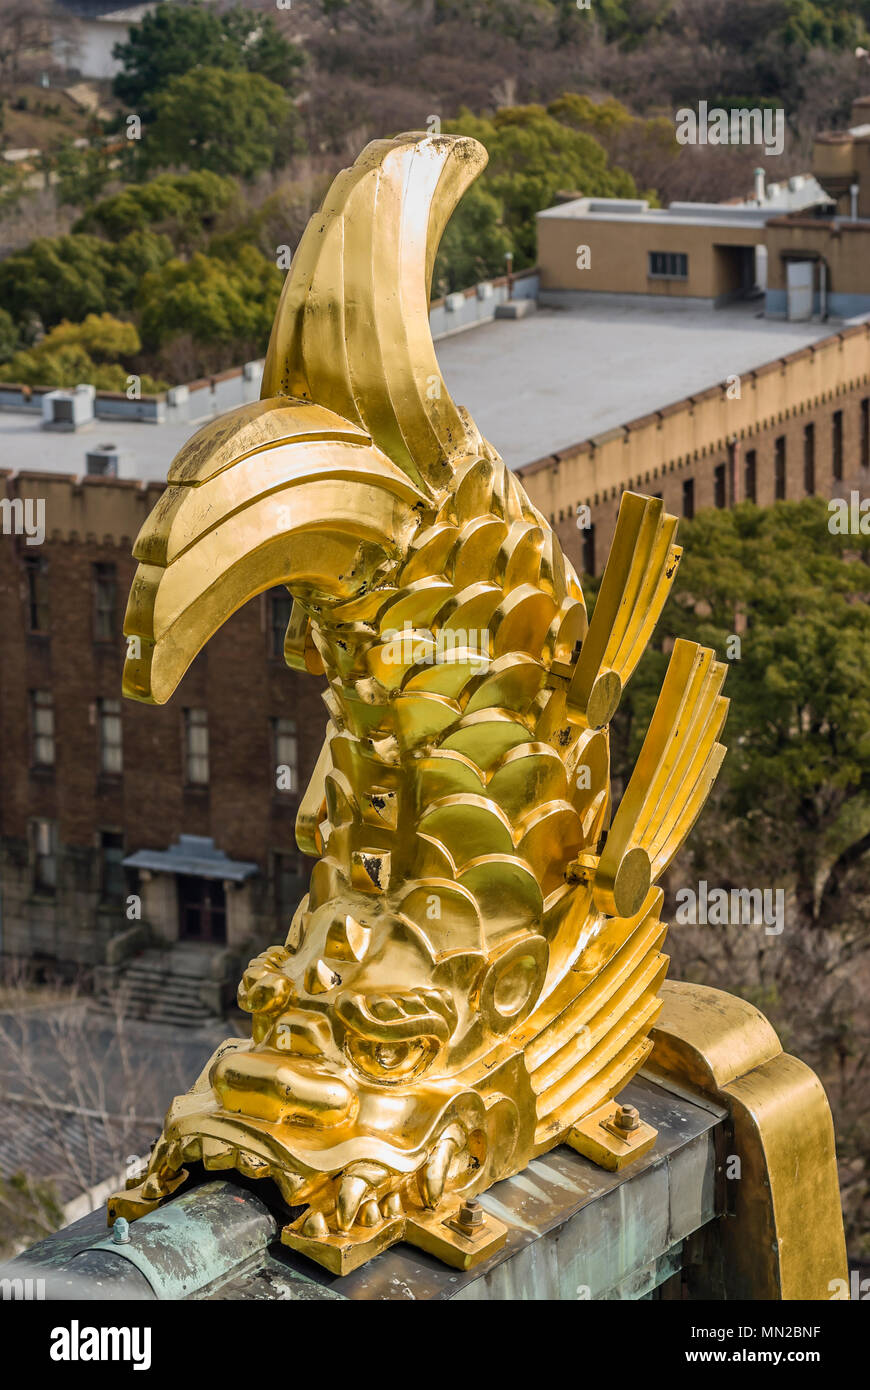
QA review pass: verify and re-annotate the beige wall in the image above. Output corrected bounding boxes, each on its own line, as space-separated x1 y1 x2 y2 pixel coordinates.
3 470 164 544
812 132 870 217
538 213 762 299
766 219 870 296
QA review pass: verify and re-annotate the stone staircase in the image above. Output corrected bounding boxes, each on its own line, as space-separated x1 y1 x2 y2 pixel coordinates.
96 947 220 1027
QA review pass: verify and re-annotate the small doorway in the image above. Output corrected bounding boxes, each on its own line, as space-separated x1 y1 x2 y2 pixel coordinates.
786 260 814 321
713 245 758 305
177 875 227 942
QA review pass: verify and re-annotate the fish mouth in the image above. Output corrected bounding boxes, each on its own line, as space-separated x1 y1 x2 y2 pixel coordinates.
110 1036 503 1236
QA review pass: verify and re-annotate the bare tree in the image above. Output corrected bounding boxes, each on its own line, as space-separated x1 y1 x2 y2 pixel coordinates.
0 969 228 1258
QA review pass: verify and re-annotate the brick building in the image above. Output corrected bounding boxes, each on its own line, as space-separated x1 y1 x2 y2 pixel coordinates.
0 468 326 1006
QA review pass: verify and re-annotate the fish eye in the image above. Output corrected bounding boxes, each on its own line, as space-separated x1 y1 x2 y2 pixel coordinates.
345 1036 436 1084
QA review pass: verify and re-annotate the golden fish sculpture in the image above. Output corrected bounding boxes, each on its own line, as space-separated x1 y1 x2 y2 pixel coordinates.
109 133 729 1276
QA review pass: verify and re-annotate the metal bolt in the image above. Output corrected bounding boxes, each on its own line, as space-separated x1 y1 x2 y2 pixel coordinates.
613 1104 640 1133
112 1217 131 1245
456 1198 484 1233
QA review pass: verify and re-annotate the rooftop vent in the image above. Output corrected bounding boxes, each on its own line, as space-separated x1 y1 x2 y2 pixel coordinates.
41 384 95 432
85 442 120 477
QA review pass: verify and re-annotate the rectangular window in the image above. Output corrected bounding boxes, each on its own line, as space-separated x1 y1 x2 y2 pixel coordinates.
714 463 727 509
273 717 298 793
832 410 844 481
274 851 304 923
682 478 695 520
648 251 688 280
98 697 123 775
744 449 757 502
184 708 209 785
32 819 58 895
100 830 125 899
803 423 815 495
861 398 869 470
269 587 293 660
581 522 595 576
24 555 49 632
774 437 786 499
93 562 117 642
31 690 55 767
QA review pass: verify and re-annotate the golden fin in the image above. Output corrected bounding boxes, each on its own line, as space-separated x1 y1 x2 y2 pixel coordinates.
567 492 682 729
592 639 728 918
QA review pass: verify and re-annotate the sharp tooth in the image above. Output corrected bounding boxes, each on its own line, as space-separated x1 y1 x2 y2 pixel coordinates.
302 1211 328 1239
381 1191 403 1219
237 1151 269 1178
359 1200 380 1227
306 958 342 995
163 1142 182 1172
421 1136 457 1209
337 1175 369 1230
149 1138 170 1170
141 1173 165 1200
273 1169 307 1206
201 1137 235 1170
181 1137 202 1162
326 914 372 963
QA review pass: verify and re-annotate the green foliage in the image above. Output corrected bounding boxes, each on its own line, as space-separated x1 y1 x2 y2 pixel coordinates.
572 0 868 51
220 6 307 88
0 307 18 363
204 177 332 264
579 0 675 47
54 144 112 210
0 161 281 382
0 314 164 392
0 230 172 331
145 68 296 178
74 170 237 247
548 93 635 136
0 158 25 213
781 0 867 49
610 499 870 927
112 1 305 122
441 103 637 274
137 247 283 351
433 183 512 296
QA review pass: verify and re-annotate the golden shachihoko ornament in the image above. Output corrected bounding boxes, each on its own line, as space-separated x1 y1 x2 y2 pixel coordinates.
109 133 730 1275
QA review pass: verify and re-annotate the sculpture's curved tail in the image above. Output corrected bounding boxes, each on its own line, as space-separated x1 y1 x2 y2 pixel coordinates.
260 132 488 496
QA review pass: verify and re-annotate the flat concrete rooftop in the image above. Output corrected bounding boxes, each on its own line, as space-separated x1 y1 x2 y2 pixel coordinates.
0 300 846 479
539 175 829 228
441 299 838 466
